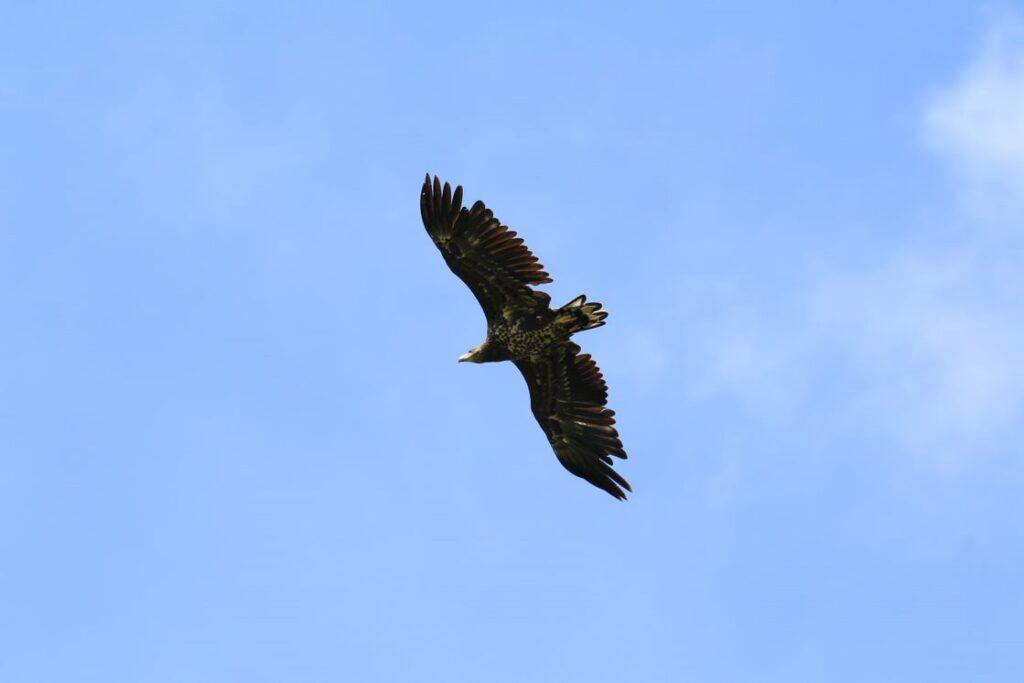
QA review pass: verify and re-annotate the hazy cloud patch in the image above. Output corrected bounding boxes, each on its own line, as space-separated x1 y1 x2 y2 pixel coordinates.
684 16 1024 462
924 13 1024 218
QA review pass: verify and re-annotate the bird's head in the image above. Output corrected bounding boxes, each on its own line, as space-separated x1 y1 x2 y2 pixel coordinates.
458 344 487 363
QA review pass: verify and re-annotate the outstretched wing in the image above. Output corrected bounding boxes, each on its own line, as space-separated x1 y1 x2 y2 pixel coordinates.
515 342 631 499
421 174 552 321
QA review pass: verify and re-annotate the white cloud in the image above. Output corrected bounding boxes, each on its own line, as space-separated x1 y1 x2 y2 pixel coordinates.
808 253 1024 457
679 16 1024 463
924 13 1024 216
687 251 1024 463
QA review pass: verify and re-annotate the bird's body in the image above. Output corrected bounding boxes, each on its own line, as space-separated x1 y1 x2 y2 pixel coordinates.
420 175 631 499
463 295 602 362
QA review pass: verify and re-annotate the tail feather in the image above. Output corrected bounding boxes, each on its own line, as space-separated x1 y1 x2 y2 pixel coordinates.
559 294 608 333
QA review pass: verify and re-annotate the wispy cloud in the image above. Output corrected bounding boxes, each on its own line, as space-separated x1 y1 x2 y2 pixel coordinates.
924 12 1024 218
680 15 1024 463
808 252 1024 458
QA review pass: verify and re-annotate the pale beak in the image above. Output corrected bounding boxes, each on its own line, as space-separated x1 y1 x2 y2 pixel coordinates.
458 352 472 363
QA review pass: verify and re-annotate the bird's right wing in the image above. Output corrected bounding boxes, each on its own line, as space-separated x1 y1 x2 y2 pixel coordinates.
420 175 552 322
515 342 631 500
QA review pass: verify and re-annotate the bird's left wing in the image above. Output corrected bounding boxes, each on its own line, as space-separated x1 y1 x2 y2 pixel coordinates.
515 342 631 499
421 175 551 322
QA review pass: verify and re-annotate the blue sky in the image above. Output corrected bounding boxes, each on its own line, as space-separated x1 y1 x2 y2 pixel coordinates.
2 2 1023 681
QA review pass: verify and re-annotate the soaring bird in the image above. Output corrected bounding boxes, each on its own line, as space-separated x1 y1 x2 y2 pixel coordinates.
420 175 631 499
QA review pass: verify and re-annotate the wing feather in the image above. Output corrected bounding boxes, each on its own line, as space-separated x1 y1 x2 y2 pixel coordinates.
515 343 630 500
421 174 551 321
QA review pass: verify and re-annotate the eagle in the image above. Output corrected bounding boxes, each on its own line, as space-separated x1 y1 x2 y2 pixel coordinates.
420 175 631 499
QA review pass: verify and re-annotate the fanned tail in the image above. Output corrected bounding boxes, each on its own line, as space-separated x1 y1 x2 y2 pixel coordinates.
557 294 608 334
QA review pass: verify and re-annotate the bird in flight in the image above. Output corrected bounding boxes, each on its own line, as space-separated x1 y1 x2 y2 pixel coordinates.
420 175 631 499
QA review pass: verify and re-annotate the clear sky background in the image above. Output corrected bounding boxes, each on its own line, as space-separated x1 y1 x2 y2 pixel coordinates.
2 2 1023 681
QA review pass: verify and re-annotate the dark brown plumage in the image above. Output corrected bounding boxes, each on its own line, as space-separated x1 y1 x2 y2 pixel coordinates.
420 174 631 499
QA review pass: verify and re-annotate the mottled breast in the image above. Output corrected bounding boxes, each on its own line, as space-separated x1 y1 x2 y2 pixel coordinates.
492 319 566 360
